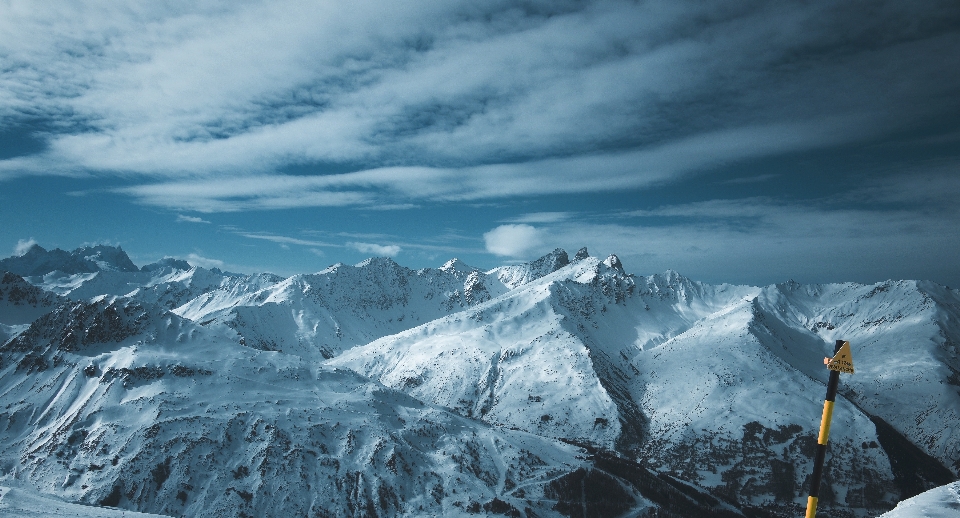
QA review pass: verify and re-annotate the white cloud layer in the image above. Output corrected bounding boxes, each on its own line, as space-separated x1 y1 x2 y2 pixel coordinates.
0 1 956 210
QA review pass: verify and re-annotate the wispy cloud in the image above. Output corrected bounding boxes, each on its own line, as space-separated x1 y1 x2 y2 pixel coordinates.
507 212 574 224
348 242 401 257
722 174 780 185
114 124 847 212
511 179 960 285
184 253 224 269
176 214 210 224
236 232 335 248
1 1 956 206
14 238 38 256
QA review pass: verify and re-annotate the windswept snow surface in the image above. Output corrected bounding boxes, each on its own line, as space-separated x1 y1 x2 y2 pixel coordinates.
879 481 960 517
0 296 596 517
2 245 959 517
0 485 167 517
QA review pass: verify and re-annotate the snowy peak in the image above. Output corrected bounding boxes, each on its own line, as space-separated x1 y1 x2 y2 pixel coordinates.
74 245 139 272
603 253 624 273
140 257 191 272
0 244 138 276
531 247 570 272
5 243 960 517
438 257 476 275
490 247 575 289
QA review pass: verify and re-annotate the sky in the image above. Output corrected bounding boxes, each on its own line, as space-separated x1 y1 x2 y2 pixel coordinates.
1 1 959 287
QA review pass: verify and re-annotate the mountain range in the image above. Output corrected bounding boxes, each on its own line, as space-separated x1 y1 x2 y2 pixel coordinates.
1 243 958 517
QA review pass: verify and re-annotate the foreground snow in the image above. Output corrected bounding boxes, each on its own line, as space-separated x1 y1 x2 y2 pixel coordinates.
0 485 166 517
879 481 960 518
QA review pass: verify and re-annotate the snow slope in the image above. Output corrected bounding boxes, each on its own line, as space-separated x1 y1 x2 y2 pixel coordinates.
0 485 167 517
333 252 960 517
878 481 960 518
2 244 958 517
0 296 605 517
171 256 520 358
0 272 64 345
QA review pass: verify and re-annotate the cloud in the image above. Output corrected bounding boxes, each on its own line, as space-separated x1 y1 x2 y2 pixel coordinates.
348 242 401 257
176 214 211 224
484 224 545 258
236 232 334 247
508 212 573 224
0 1 956 203
113 123 846 212
522 182 960 286
185 253 224 269
14 238 38 256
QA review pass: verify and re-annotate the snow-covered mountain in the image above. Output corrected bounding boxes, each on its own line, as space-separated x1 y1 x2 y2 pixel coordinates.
0 271 65 345
0 244 139 277
1 244 958 517
0 291 738 518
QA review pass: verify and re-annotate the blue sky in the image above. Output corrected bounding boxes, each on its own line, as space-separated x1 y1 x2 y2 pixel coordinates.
1 1 959 287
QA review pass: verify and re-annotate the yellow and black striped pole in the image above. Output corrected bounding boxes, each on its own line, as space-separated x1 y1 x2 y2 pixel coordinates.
806 339 853 518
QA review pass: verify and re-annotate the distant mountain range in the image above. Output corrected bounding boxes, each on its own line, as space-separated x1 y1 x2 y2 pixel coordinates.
1 243 957 517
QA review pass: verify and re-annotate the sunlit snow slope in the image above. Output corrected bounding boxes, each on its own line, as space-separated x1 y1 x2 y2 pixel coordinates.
1 243 958 517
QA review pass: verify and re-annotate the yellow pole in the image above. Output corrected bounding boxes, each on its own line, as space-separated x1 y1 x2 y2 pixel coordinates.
805 340 845 518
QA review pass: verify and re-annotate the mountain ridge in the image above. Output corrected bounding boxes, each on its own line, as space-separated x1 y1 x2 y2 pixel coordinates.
1 243 958 517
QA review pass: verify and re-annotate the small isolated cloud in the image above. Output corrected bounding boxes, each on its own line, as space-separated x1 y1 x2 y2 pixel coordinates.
176 214 211 224
185 253 224 269
14 238 38 256
348 242 401 256
484 224 544 258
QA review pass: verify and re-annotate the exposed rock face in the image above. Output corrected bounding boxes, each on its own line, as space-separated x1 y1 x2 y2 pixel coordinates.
0 244 139 277
1 271 63 318
140 258 192 272
4 297 153 357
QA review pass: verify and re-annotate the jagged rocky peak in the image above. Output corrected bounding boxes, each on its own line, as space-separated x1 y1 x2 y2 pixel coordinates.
74 245 139 272
1 271 45 301
574 247 590 261
603 254 625 273
3 296 154 356
140 257 192 272
0 271 64 326
462 270 490 305
530 247 570 273
493 248 577 289
0 243 139 276
354 256 401 269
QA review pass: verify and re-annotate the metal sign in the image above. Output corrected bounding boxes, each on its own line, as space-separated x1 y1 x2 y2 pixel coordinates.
824 341 854 374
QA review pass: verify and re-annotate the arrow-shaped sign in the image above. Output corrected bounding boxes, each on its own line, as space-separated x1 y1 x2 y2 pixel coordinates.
823 340 854 374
